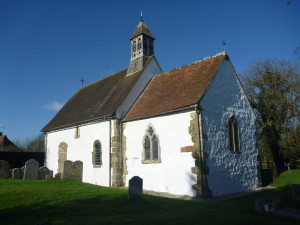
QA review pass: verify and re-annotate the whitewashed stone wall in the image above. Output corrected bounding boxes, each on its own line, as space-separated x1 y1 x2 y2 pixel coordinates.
123 112 197 196
45 121 111 186
200 59 258 196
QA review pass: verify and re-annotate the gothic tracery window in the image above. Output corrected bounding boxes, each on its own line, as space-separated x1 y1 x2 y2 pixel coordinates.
228 117 241 153
142 125 161 163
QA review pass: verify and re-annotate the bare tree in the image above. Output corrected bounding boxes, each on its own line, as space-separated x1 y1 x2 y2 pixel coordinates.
243 59 300 175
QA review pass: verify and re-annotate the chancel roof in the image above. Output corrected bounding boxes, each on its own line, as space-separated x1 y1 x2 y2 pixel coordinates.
42 57 153 132
123 53 227 121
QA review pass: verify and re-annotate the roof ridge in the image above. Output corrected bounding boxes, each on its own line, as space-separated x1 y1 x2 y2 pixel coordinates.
154 52 227 78
81 68 128 90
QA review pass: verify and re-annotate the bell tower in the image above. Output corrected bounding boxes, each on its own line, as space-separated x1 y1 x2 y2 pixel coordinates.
127 15 155 75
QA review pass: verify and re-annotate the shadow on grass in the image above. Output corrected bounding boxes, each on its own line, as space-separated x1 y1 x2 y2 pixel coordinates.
1 187 299 225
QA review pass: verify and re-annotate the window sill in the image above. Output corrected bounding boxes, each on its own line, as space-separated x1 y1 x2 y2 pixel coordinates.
93 165 102 168
141 160 161 164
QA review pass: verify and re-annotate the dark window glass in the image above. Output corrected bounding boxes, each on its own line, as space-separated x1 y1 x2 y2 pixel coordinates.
95 142 101 165
152 135 158 160
144 136 151 160
228 117 240 153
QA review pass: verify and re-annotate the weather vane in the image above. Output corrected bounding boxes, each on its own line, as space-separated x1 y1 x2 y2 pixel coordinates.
140 11 143 22
80 78 85 87
222 40 226 52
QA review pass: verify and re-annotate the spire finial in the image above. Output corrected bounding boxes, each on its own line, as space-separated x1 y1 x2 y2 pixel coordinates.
140 11 143 22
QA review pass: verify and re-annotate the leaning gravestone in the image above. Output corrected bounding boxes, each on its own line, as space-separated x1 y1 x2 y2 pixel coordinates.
0 160 9 178
62 160 83 181
23 159 39 180
38 166 50 180
129 176 143 200
21 166 25 179
292 184 300 201
12 168 21 179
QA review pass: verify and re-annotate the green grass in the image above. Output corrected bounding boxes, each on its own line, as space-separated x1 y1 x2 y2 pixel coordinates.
0 170 300 225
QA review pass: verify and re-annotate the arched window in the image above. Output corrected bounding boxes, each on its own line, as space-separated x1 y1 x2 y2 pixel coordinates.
228 117 241 153
142 125 161 163
92 140 102 167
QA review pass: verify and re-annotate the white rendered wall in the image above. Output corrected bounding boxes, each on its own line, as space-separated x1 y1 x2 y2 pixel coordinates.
123 112 197 196
45 121 111 186
116 57 162 118
200 59 258 197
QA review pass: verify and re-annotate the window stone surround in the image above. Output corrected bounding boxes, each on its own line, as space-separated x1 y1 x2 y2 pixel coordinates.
141 124 161 164
92 140 102 168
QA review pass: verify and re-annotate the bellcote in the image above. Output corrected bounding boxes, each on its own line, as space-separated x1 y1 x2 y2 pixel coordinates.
127 20 155 75
130 21 155 60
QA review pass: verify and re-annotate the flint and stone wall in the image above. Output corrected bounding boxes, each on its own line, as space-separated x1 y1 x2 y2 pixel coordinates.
200 59 259 196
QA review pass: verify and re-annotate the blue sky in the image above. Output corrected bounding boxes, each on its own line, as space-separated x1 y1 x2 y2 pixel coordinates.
1 0 299 142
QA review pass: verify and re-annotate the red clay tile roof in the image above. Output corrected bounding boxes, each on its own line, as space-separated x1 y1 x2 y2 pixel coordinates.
123 54 227 121
0 135 4 144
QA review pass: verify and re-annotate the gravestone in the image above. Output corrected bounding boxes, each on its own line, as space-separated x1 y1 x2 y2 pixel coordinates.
12 168 21 179
9 169 12 178
254 199 264 213
292 184 300 201
62 160 83 181
38 166 50 180
54 172 61 179
46 170 54 180
21 166 25 179
129 176 143 200
276 208 300 220
0 160 9 178
23 159 39 180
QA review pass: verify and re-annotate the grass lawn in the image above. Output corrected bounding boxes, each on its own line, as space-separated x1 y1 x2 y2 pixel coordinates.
0 170 300 225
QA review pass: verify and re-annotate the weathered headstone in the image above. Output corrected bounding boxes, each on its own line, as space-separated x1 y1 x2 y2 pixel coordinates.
276 208 300 220
254 199 264 213
38 166 50 180
292 184 300 201
12 168 21 179
254 197 278 214
54 172 61 179
0 160 9 178
129 176 143 200
21 166 25 179
23 159 39 180
46 170 54 180
62 160 83 181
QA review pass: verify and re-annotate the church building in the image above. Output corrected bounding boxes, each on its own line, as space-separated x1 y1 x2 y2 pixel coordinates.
42 19 259 198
